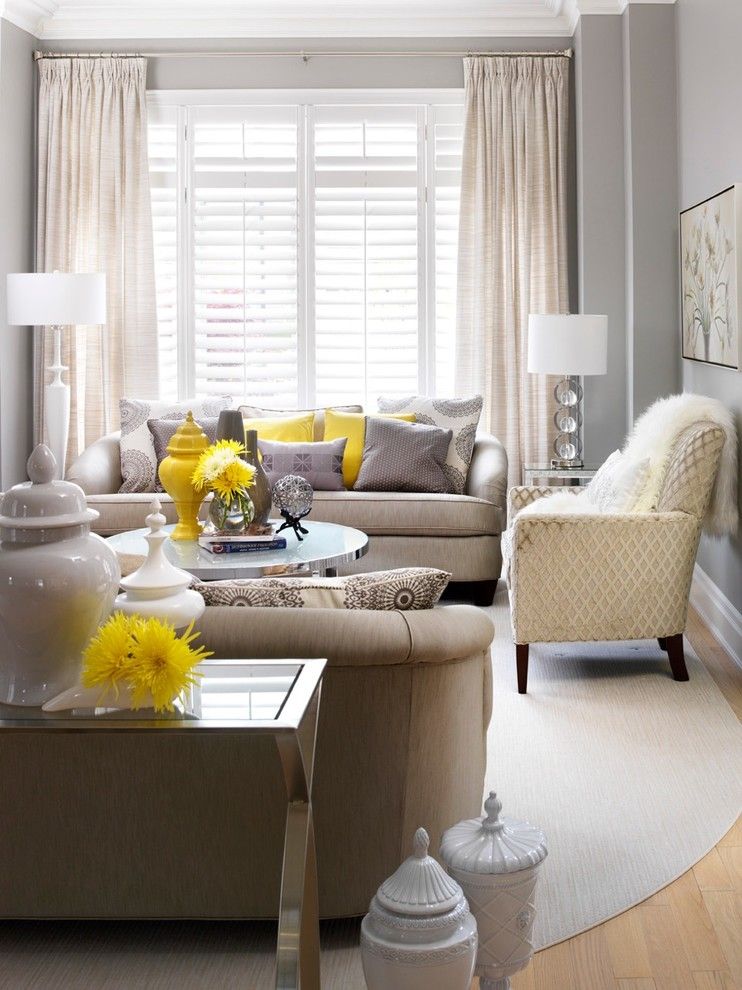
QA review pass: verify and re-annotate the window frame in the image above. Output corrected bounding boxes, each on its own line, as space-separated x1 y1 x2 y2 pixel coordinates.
147 88 464 406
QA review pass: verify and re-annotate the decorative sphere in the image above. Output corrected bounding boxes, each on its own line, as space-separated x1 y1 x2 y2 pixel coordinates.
272 474 314 520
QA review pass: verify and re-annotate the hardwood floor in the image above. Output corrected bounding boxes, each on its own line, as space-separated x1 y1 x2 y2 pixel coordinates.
474 606 742 990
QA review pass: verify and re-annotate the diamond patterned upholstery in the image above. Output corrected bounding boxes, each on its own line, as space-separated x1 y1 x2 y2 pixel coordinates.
506 421 725 646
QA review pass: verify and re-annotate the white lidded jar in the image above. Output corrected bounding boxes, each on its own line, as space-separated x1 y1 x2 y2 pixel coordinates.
440 792 547 990
114 497 205 629
0 444 120 705
361 827 477 990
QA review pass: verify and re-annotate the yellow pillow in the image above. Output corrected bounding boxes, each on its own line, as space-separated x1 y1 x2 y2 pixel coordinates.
243 412 315 443
324 409 416 488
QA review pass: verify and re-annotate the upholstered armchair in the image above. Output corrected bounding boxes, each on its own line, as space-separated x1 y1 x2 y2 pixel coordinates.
504 421 727 693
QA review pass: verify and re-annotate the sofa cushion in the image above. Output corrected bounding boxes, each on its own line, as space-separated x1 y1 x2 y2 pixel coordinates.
119 396 232 494
242 412 315 443
306 490 500 536
355 418 453 494
258 437 347 490
238 403 362 442
193 567 450 610
323 409 417 487
377 394 483 495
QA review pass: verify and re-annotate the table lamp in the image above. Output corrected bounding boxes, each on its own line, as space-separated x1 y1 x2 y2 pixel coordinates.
527 313 608 468
7 272 107 479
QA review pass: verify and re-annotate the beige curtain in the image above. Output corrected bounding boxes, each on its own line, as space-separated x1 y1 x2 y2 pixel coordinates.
455 56 569 488
35 57 158 461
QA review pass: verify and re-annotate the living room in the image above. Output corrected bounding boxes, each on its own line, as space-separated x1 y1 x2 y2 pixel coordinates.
0 0 740 987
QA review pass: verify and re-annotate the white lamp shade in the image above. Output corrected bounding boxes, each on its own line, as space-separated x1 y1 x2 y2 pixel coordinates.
7 273 106 326
527 314 608 376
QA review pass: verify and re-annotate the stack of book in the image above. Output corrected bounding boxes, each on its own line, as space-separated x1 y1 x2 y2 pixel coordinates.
199 524 287 555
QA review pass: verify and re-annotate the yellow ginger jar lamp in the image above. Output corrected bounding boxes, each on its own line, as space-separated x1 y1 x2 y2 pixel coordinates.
158 411 209 541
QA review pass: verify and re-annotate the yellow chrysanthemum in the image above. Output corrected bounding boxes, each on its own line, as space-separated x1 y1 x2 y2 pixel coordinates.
81 611 138 693
191 439 256 501
128 619 212 712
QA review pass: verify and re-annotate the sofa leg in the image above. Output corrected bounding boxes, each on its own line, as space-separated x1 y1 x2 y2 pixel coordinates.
658 637 668 651
666 633 689 681
516 644 529 694
473 579 498 606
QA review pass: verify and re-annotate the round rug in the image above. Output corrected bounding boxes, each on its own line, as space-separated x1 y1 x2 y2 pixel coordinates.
483 585 742 949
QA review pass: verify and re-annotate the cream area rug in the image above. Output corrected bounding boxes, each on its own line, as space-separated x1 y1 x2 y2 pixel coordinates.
483 583 742 949
2 590 740 987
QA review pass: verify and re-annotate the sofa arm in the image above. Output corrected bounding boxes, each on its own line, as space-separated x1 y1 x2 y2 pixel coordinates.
466 433 508 529
66 432 122 495
509 510 701 643
507 484 579 522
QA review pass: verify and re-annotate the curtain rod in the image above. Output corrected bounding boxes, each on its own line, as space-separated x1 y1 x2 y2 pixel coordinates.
34 48 572 61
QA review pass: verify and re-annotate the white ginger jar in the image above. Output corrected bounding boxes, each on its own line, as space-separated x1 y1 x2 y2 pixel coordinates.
0 445 120 706
361 826 477 990
440 792 548 990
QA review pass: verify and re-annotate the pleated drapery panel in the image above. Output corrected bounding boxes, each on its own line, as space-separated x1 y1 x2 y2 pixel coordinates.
455 56 570 488
35 57 158 463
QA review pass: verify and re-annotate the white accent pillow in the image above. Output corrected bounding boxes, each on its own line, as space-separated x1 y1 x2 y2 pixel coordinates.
517 451 650 518
582 450 650 512
119 396 232 493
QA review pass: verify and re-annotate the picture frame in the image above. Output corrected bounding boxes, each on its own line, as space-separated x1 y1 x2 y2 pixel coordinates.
679 184 741 370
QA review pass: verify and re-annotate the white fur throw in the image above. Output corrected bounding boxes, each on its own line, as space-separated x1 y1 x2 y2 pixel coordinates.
624 393 738 535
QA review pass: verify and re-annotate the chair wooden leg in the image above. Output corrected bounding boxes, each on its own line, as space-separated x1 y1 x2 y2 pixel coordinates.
658 637 667 651
516 644 529 694
666 633 689 681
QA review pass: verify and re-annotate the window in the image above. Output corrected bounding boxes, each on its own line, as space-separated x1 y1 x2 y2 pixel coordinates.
148 91 463 408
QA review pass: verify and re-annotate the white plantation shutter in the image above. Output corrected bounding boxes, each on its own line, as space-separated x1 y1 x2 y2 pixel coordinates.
147 93 463 408
311 106 421 408
431 107 464 399
191 106 300 405
148 105 179 402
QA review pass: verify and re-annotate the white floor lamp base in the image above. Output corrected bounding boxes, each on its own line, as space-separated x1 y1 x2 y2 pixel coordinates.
46 326 70 480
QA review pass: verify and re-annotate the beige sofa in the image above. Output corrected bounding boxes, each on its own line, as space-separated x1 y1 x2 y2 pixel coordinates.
67 430 508 603
0 604 494 919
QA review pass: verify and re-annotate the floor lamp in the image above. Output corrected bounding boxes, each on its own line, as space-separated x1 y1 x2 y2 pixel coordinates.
7 272 106 480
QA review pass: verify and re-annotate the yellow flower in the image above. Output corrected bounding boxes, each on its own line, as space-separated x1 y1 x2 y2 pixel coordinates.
128 619 212 712
191 439 256 501
81 612 137 694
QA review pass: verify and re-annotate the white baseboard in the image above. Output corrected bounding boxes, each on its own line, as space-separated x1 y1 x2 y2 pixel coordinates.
690 565 742 670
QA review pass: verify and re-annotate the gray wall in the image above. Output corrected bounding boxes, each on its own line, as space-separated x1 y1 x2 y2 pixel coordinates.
676 0 742 612
575 14 627 460
624 4 679 423
0 19 35 489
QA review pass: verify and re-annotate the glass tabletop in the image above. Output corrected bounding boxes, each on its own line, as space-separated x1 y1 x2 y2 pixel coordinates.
0 659 326 732
106 519 368 580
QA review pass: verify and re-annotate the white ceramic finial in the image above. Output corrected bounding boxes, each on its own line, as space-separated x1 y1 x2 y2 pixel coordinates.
413 827 430 859
483 792 504 831
145 497 166 532
27 444 56 485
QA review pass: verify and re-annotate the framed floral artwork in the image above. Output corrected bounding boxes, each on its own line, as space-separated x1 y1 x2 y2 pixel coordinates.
680 184 740 369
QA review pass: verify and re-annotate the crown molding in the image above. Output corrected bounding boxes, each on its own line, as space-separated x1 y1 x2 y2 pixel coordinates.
0 0 56 36
3 0 676 41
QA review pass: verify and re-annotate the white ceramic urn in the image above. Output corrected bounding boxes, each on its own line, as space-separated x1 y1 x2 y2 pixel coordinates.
361 827 477 990
440 792 548 990
0 445 120 706
114 497 205 629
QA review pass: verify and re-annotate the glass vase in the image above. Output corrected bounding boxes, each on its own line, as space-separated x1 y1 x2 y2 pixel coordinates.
207 490 255 535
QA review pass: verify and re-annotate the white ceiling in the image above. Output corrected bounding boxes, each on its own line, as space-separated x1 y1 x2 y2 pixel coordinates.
1 0 676 41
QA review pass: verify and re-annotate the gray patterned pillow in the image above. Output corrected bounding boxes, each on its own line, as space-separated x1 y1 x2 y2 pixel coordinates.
119 396 232 493
354 417 453 494
193 567 450 610
148 417 219 493
376 394 483 494
258 437 347 491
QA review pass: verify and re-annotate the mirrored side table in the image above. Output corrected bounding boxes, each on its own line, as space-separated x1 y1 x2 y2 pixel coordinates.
0 657 326 990
523 465 598 488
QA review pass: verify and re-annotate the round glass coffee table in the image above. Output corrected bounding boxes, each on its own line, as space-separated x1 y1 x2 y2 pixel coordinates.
107 520 369 581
